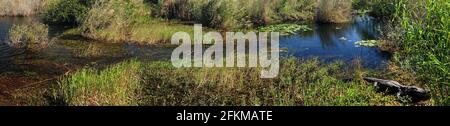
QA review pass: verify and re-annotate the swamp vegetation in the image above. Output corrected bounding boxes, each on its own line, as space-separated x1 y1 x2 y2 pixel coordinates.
0 0 448 106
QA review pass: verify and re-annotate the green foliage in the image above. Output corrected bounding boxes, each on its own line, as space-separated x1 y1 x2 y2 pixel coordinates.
8 23 49 52
388 0 450 105
57 60 142 106
352 0 401 18
43 0 90 24
11 59 400 106
141 58 396 106
80 0 193 44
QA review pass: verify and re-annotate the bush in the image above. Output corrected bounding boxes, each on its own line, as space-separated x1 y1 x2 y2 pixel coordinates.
43 0 90 24
8 23 49 52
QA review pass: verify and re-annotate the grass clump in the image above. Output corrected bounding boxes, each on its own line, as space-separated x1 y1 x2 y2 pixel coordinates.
56 60 142 106
8 23 49 52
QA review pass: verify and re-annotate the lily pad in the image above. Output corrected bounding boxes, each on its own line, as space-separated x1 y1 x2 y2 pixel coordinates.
355 40 379 47
258 24 311 36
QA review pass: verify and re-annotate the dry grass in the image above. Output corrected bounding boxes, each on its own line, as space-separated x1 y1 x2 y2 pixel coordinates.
316 0 352 23
0 0 49 16
153 0 318 29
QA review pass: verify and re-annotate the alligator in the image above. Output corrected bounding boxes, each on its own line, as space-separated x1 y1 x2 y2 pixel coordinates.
363 77 430 102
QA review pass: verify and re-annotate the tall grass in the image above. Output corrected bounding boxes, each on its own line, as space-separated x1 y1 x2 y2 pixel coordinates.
12 58 406 106
0 0 48 16
80 0 193 44
141 58 396 106
352 0 401 18
151 0 318 29
316 0 352 23
57 60 142 106
388 0 450 105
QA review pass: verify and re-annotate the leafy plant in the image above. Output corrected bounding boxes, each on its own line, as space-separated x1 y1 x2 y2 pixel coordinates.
43 0 90 24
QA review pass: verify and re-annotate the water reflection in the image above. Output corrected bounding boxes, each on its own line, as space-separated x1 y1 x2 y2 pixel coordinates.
0 15 390 72
280 16 389 68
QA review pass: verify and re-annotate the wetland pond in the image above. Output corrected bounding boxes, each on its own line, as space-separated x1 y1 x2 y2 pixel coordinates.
0 16 391 97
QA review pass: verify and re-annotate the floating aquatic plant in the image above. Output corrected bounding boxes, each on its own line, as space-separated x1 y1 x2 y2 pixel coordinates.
355 40 379 47
258 24 312 35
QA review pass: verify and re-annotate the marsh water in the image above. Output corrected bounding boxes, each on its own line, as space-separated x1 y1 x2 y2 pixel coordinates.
0 16 390 84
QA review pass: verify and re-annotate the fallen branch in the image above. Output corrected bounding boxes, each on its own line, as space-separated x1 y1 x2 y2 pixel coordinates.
363 77 430 102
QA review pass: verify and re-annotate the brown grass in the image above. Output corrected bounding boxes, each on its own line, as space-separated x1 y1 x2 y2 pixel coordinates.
316 0 352 23
0 0 48 16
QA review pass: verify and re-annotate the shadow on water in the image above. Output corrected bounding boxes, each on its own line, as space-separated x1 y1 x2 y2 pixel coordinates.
280 16 391 69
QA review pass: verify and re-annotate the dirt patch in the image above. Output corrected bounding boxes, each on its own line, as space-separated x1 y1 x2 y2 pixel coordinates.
0 60 80 105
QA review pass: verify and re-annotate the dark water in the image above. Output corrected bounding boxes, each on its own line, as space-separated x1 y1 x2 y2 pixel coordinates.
0 16 390 73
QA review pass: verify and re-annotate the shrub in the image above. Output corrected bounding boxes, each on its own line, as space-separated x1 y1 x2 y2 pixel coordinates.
43 0 90 24
8 23 49 52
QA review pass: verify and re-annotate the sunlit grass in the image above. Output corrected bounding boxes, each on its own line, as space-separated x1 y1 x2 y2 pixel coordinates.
56 60 142 106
